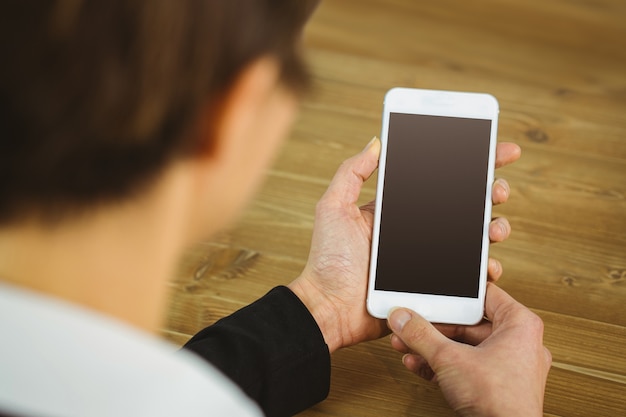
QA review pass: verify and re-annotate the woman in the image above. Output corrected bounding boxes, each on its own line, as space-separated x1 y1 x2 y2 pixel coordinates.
0 1 550 416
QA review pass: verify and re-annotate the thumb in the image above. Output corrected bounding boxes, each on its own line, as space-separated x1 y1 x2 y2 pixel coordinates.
322 137 380 205
387 308 451 366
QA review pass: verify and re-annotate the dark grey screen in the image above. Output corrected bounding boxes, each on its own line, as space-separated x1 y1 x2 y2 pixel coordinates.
374 113 492 298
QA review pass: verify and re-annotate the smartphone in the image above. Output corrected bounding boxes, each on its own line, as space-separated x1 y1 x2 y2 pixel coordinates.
366 88 499 325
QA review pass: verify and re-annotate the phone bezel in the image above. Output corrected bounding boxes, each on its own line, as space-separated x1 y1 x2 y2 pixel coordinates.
366 87 499 325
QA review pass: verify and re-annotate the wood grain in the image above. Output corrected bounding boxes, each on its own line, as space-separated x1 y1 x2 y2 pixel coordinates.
162 0 626 415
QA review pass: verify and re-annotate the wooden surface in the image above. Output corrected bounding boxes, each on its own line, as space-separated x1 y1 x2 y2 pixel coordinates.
162 1 626 415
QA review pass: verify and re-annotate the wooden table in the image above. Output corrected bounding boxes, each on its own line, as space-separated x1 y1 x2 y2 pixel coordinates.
163 1 626 415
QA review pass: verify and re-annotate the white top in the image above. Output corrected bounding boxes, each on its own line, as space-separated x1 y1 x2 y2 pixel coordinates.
0 282 262 417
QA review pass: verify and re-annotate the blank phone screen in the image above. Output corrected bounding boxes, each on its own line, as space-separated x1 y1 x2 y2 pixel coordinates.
374 113 492 298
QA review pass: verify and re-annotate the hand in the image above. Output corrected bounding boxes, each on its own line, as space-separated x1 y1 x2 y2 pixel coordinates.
288 138 521 352
388 283 552 417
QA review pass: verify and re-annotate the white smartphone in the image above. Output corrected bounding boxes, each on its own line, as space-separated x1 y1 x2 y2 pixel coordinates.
367 88 499 325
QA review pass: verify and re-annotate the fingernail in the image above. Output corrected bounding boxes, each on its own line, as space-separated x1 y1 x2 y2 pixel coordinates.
401 354 410 366
495 178 510 196
499 221 508 237
363 136 378 151
500 220 511 237
389 308 411 331
490 258 500 274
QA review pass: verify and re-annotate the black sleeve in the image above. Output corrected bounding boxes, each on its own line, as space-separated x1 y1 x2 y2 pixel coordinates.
182 286 331 417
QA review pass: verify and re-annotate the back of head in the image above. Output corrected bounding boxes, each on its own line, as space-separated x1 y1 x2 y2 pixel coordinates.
0 0 316 224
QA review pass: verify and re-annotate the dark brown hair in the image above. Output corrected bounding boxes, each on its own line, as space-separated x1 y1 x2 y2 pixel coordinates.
0 0 317 224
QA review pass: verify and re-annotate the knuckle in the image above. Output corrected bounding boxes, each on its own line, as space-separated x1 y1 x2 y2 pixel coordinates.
338 158 353 174
315 194 336 214
315 198 327 214
543 346 553 367
527 311 545 334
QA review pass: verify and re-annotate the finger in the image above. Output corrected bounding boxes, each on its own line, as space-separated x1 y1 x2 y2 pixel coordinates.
483 282 521 323
322 137 381 206
390 333 411 353
450 321 493 346
359 200 375 215
402 354 436 381
492 178 511 205
487 257 503 282
359 200 376 225
388 308 452 365
433 320 493 346
495 142 521 169
489 217 511 243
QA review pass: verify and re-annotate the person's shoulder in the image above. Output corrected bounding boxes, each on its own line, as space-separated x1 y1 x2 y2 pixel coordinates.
0 283 261 417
